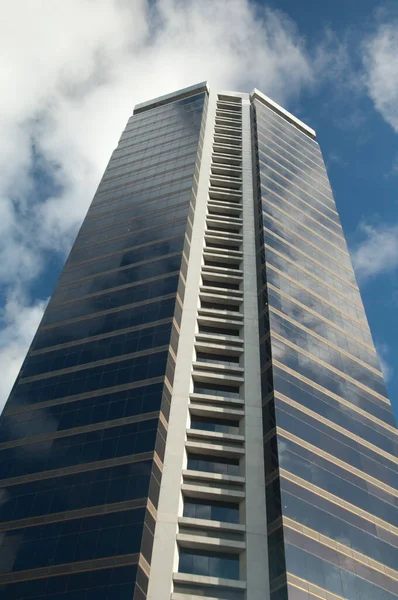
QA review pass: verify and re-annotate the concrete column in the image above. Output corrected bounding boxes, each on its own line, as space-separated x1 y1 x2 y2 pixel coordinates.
147 90 218 600
241 97 270 600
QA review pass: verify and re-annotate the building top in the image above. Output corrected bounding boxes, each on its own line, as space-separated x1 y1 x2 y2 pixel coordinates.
133 81 209 115
133 81 316 141
251 88 316 140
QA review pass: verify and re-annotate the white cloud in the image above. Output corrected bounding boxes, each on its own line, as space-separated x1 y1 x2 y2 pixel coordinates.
0 293 48 406
0 0 320 409
363 21 398 131
351 221 398 281
375 342 393 382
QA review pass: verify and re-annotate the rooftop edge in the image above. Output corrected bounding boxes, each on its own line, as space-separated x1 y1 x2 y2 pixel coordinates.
250 88 316 140
133 82 209 115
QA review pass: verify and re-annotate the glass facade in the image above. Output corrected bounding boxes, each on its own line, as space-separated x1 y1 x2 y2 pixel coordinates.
0 86 207 600
253 98 398 600
1 83 397 600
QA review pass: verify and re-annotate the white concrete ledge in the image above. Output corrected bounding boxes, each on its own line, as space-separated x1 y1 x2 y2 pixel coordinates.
181 484 245 502
197 308 243 320
191 370 244 384
189 404 245 419
185 440 244 457
200 286 243 297
177 533 245 552
183 470 245 485
189 393 244 408
196 333 243 348
172 595 242 600
192 361 243 374
196 316 242 328
173 572 246 590
178 516 245 533
186 429 244 444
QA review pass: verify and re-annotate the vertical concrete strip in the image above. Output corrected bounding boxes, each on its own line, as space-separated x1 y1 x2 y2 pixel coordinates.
241 96 270 599
147 90 217 600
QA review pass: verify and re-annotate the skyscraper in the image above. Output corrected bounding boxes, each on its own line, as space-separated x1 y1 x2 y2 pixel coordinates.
0 82 397 600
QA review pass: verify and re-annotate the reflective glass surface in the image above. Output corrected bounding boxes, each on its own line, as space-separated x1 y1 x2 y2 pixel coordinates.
253 98 398 599
178 549 240 579
0 88 206 598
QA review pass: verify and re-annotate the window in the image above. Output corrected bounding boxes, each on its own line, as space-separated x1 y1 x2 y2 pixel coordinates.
179 548 240 580
196 352 240 365
202 279 240 290
183 498 240 524
201 301 240 312
193 383 240 398
199 325 240 337
190 416 239 434
187 453 240 476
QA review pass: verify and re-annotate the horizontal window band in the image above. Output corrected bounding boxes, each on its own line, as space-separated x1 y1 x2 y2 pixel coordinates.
0 410 160 451
84 184 193 224
266 282 375 351
278 427 397 496
283 516 398 582
93 172 195 209
273 360 396 435
286 573 360 600
0 497 149 533
30 317 173 356
64 233 186 277
259 149 332 204
123 108 201 131
262 199 346 254
258 158 336 212
264 264 367 328
91 176 194 213
259 176 337 227
264 247 363 310
19 345 170 384
72 217 187 254
104 144 199 180
274 391 397 465
258 161 338 218
257 130 327 180
122 119 202 141
255 106 320 153
88 179 193 215
39 292 177 332
255 115 321 168
264 227 356 291
0 451 155 489
100 156 196 186
255 107 320 153
77 199 189 239
48 270 181 310
94 163 194 202
261 181 343 240
264 232 357 292
269 306 382 377
279 468 398 536
272 332 389 405
257 128 329 184
0 553 141 585
4 376 165 417
108 137 199 168
258 139 331 192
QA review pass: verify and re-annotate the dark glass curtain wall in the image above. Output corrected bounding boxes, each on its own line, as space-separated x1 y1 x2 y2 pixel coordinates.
253 97 398 600
0 86 207 600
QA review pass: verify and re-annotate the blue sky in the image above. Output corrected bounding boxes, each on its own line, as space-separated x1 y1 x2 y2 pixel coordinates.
0 0 397 419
